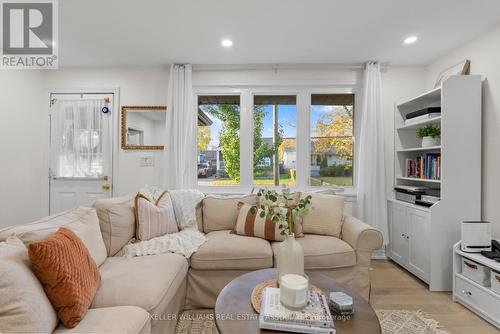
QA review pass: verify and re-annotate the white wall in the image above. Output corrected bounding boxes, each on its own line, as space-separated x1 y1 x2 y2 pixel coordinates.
0 65 426 229
0 71 46 228
380 67 426 198
424 23 500 237
45 66 169 196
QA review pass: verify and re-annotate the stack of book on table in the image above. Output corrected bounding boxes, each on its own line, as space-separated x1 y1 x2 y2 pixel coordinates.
259 287 335 334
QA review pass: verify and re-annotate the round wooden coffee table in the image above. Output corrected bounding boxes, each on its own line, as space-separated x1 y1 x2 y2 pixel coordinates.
214 268 381 334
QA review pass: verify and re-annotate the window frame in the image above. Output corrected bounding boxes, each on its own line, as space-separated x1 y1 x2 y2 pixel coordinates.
193 86 359 194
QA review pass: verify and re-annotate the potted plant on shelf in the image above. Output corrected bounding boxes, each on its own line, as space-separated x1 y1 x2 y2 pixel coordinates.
417 124 441 147
251 189 313 280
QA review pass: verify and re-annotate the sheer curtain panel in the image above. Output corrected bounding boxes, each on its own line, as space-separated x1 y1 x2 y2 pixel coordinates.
51 99 109 178
164 64 197 189
355 62 388 244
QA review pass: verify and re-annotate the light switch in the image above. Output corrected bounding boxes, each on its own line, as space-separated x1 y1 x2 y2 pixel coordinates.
140 155 154 167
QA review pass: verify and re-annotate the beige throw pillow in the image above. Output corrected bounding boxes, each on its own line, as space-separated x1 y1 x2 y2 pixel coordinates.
300 193 345 237
234 203 285 241
135 191 178 241
202 194 258 233
0 235 59 333
93 195 136 256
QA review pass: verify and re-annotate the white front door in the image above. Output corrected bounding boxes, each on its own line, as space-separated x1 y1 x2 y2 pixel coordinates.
49 93 114 214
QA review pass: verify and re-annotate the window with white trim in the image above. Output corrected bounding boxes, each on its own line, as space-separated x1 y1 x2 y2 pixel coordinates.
195 90 355 190
253 95 297 186
310 94 354 187
197 95 241 186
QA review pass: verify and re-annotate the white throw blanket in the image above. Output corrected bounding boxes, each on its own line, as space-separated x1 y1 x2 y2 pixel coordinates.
168 189 205 230
122 227 206 258
122 189 206 258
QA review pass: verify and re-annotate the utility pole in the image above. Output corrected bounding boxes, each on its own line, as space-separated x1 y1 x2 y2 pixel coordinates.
273 105 279 186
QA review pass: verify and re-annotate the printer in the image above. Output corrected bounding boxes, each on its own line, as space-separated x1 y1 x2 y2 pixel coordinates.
461 221 492 253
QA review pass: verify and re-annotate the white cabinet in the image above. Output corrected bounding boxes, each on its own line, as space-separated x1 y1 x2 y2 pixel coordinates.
388 200 430 283
453 242 500 329
388 201 408 264
408 208 430 281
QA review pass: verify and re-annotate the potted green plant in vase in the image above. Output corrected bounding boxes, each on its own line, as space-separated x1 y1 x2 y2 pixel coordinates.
251 189 313 281
417 124 441 147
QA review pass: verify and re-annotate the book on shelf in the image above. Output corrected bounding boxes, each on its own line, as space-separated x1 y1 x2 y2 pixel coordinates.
405 153 441 180
259 287 335 334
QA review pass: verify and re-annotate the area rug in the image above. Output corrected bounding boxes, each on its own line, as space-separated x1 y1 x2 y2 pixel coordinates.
376 310 450 334
175 309 450 334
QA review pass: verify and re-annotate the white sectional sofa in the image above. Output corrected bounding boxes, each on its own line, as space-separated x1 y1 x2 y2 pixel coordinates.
0 193 382 333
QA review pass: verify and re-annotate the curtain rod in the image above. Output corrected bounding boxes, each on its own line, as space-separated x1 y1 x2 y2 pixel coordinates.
191 63 388 71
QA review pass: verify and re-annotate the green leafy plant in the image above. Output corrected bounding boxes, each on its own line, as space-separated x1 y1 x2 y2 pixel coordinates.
251 189 313 235
416 125 441 139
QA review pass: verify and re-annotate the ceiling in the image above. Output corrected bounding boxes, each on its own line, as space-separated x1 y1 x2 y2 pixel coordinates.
59 0 500 67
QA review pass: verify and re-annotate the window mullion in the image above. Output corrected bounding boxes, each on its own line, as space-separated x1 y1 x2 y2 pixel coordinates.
239 89 253 189
296 91 310 190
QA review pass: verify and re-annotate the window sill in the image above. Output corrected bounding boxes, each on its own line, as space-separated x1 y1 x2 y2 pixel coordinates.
197 185 357 200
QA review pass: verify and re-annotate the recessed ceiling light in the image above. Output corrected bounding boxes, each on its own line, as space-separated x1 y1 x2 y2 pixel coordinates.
404 36 418 45
221 39 233 48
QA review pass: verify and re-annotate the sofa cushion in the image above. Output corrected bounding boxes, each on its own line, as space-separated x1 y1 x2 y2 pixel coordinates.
203 194 258 233
93 195 136 256
0 207 107 266
54 306 150 334
0 236 58 333
272 234 356 269
300 193 345 238
28 228 101 328
92 253 188 313
191 230 273 270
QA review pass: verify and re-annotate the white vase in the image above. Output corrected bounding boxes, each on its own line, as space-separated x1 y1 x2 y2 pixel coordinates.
421 136 440 147
277 233 304 282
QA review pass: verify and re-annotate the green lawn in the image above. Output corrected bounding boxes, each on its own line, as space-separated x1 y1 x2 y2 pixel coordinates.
208 174 294 186
202 175 352 187
310 176 352 186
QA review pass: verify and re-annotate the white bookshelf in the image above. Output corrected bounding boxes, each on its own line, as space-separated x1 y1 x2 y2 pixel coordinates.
388 75 482 291
396 116 442 130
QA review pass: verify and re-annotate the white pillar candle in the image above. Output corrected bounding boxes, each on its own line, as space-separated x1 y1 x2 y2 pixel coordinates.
279 274 309 309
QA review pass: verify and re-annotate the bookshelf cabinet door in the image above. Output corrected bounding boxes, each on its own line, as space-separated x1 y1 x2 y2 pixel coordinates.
388 202 409 266
408 207 431 282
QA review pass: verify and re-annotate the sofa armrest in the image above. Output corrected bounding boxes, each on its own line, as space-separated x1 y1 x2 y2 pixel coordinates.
342 215 383 253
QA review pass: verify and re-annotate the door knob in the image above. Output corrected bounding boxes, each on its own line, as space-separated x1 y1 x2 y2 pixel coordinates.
102 183 111 190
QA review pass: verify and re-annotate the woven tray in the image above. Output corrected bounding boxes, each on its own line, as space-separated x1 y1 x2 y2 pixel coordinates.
251 279 325 313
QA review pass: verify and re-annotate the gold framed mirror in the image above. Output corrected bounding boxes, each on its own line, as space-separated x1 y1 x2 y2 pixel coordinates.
121 106 166 150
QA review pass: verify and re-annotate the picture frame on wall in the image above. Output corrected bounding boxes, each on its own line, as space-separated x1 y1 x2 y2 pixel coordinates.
434 60 470 88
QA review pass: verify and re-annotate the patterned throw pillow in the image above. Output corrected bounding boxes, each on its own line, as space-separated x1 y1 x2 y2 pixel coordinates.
28 228 101 329
135 191 178 241
233 202 286 241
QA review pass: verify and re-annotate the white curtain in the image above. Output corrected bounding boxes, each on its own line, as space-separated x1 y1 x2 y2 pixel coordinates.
164 64 197 189
355 62 388 244
51 99 109 178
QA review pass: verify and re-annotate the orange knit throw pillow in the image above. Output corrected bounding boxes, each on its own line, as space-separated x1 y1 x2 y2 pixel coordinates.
28 227 101 328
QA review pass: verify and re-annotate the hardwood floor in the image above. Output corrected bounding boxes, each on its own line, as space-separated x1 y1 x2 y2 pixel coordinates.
369 259 498 334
